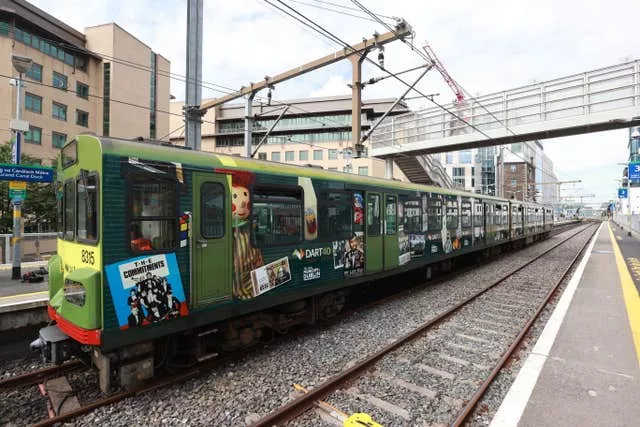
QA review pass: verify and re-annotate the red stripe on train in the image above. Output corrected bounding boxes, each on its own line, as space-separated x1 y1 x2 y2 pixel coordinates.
48 305 101 345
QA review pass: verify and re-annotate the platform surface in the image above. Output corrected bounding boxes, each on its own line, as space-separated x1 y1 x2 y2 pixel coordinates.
492 222 640 426
0 262 48 313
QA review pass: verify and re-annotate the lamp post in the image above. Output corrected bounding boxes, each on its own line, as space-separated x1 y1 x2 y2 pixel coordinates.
10 54 32 280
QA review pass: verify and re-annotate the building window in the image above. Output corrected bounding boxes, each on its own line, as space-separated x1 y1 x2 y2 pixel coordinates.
445 153 454 164
76 109 89 127
285 151 294 161
453 177 465 186
459 150 472 163
328 167 338 171
313 150 323 160
258 152 267 160
52 132 67 149
299 150 308 161
103 63 110 136
452 167 465 177
328 149 338 160
510 165 516 172
26 63 42 82
358 166 368 176
343 165 353 173
511 179 517 187
76 82 89 99
24 126 42 144
271 152 281 162
52 102 67 121
25 93 42 113
52 72 67 90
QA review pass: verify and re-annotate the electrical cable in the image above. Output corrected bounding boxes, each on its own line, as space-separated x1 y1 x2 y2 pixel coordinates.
285 0 388 23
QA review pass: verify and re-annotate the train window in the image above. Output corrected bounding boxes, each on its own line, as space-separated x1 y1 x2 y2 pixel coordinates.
77 174 98 243
427 197 442 231
403 199 421 233
473 202 483 226
201 182 225 238
56 181 64 238
446 199 458 230
494 204 502 226
461 200 472 228
61 139 77 168
385 195 397 235
64 180 75 240
367 194 381 237
253 187 303 246
485 203 493 226
319 191 352 241
129 178 177 253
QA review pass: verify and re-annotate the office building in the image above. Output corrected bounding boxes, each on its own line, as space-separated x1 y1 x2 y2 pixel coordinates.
169 95 411 179
0 0 170 165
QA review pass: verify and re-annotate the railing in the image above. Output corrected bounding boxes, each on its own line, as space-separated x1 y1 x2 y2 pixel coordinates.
420 154 455 188
0 233 57 264
371 59 640 151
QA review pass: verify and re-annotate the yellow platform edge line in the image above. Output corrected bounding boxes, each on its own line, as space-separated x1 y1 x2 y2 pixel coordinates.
0 290 48 301
607 221 640 367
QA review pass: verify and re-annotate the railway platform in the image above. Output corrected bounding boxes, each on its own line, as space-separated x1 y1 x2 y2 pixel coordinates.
0 261 48 331
491 221 640 426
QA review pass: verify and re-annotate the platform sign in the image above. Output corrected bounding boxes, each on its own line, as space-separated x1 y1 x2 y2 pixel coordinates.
618 188 628 198
628 162 640 181
0 164 54 182
9 181 26 190
9 188 26 201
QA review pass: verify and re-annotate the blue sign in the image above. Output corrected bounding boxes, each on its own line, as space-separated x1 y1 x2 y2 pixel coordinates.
0 164 54 182
619 188 628 198
629 162 640 181
104 253 189 330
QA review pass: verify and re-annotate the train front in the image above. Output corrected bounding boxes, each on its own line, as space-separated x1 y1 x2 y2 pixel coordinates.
32 136 102 364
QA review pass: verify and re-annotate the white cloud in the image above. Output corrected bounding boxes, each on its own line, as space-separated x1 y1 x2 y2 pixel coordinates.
310 75 351 97
27 0 640 204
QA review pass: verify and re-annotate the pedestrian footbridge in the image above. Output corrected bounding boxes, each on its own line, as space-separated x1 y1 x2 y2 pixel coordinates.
371 60 640 160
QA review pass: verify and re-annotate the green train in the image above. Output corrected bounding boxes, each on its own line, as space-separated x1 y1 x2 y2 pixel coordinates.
34 135 553 392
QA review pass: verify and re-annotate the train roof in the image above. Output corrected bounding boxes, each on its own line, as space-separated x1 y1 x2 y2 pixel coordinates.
80 135 544 205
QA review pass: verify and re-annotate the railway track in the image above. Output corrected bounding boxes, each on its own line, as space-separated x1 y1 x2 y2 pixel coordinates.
250 222 599 426
0 222 587 426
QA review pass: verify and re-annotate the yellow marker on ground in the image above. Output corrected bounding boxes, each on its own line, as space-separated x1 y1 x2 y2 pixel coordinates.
292 384 383 427
608 222 640 366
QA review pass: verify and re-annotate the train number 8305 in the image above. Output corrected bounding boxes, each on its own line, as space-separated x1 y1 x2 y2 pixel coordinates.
81 249 95 265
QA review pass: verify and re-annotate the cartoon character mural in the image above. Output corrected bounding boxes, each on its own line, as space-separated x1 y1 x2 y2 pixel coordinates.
299 177 318 240
228 170 265 299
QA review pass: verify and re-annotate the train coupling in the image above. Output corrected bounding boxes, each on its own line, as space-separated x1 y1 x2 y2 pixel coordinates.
32 325 73 364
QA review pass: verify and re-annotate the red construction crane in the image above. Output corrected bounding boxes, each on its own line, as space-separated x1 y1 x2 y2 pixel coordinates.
422 43 465 105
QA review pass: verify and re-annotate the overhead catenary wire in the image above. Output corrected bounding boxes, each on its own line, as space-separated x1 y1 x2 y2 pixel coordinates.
262 0 495 142
285 0 391 23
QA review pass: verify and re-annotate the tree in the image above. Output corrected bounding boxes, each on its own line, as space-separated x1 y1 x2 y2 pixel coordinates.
0 143 56 233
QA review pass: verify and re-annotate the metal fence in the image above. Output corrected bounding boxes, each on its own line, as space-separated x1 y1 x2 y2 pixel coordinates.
0 232 57 264
613 213 640 234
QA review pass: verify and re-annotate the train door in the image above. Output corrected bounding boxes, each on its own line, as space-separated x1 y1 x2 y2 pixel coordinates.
383 193 399 270
365 192 383 273
192 172 232 306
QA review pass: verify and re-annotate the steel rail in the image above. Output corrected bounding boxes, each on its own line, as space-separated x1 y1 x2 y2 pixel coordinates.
451 222 600 426
250 223 596 426
0 359 84 390
19 221 583 426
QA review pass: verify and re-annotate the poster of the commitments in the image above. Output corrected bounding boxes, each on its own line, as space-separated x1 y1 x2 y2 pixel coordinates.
250 256 292 297
333 232 365 277
104 253 188 330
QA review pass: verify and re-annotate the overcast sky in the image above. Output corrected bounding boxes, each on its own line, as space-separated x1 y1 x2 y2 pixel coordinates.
29 0 640 205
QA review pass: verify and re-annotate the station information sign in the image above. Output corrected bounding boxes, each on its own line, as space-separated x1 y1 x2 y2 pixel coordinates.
0 164 54 183
618 188 628 198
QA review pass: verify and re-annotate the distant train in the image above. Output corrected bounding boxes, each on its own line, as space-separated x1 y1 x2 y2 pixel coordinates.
34 135 553 392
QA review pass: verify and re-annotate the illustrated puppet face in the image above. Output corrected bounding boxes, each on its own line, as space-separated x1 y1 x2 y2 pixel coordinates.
232 185 251 220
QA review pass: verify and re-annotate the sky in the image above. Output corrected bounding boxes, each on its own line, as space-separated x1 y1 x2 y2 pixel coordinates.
28 0 640 205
